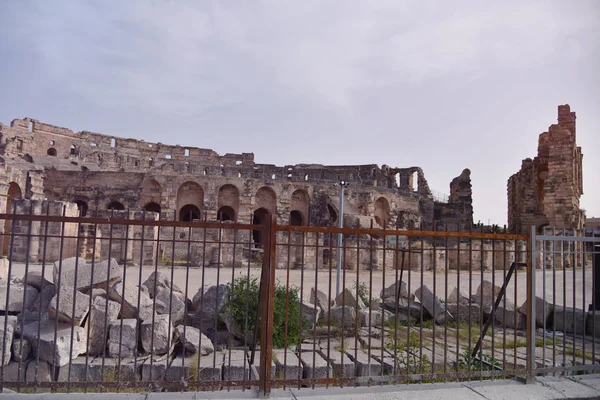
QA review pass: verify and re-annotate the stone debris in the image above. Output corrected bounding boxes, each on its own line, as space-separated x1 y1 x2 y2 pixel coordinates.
86 295 121 355
140 314 174 356
300 302 321 329
154 286 186 326
519 296 553 328
553 306 586 335
174 325 214 356
0 281 38 313
21 319 87 367
380 280 411 300
31 284 56 313
328 306 358 329
25 360 52 382
11 338 31 362
446 303 482 324
310 287 333 315
360 308 393 328
0 316 17 365
143 271 185 301
22 270 52 290
108 319 138 358
415 284 453 324
108 281 154 320
473 280 502 315
53 257 121 292
192 284 228 337
335 288 366 310
448 287 471 305
48 287 91 326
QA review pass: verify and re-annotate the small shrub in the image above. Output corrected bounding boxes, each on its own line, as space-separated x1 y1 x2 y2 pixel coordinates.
221 276 307 348
458 349 501 370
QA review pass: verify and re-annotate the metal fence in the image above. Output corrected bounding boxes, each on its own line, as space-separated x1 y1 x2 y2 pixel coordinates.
0 206 598 396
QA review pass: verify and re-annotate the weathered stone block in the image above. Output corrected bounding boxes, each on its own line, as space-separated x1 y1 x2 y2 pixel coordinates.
11 338 31 363
140 314 173 356
192 284 228 337
23 270 52 290
21 319 87 367
53 257 121 291
26 360 52 382
553 306 586 335
108 319 138 358
0 316 17 365
448 287 470 305
586 311 600 337
2 359 29 381
347 349 382 376
336 288 366 310
446 303 482 324
108 281 154 320
519 296 553 328
0 282 38 313
328 306 358 329
154 286 186 326
380 280 411 300
415 284 452 324
360 308 393 328
174 325 213 356
48 287 91 326
223 349 250 381
166 354 222 382
273 349 302 380
141 358 168 381
86 295 121 355
300 302 321 329
494 300 526 330
310 287 333 314
319 349 354 378
31 284 55 312
143 271 185 300
299 351 332 379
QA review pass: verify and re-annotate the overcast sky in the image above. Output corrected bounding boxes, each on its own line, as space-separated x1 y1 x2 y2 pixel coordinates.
0 1 598 225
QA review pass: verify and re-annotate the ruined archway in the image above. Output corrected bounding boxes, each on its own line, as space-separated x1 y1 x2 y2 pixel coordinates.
180 204 201 222
47 148 57 157
75 200 88 217
143 202 161 215
217 184 239 222
374 197 390 228
252 208 270 247
217 206 236 221
176 181 203 221
255 186 277 215
107 201 125 211
290 189 309 226
327 204 338 226
140 179 162 209
3 182 22 255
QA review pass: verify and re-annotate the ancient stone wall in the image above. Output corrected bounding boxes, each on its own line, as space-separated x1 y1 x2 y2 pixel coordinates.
508 105 584 234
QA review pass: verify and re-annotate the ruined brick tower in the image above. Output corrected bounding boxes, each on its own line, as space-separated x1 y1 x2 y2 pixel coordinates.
507 105 584 234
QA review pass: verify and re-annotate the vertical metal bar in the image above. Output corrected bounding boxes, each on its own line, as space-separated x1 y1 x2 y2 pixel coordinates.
526 225 537 384
17 204 33 389
51 206 68 391
258 214 277 396
336 185 345 297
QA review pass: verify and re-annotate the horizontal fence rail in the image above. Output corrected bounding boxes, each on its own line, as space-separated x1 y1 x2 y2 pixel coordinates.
0 205 596 395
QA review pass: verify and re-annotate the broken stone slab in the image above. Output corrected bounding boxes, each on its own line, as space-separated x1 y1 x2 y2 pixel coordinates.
473 280 502 315
299 351 332 379
586 311 600 337
380 280 412 300
23 270 52 290
89 356 139 381
336 288 366 310
448 287 471 305
494 300 526 330
346 349 382 376
2 359 29 381
415 285 453 324
25 360 52 382
140 314 174 356
192 284 228 337
382 296 424 320
0 281 38 313
553 306 586 335
519 297 553 328
273 349 303 380
56 356 94 382
249 350 276 381
0 316 17 365
166 354 222 382
360 308 393 328
154 286 186 326
86 295 121 356
21 319 87 367
319 349 355 378
142 271 185 300
174 325 214 356
328 306 359 329
31 284 55 313
446 303 482 324
141 357 168 381
300 302 321 329
108 319 138 358
48 287 91 326
11 338 31 363
310 287 334 310
223 349 250 381
108 281 154 320
54 257 121 292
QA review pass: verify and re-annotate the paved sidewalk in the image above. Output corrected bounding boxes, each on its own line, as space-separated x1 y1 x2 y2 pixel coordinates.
1 375 600 399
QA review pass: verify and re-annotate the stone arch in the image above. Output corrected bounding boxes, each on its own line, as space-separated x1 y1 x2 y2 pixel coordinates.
75 200 88 217
327 204 338 226
107 201 125 211
47 148 57 157
252 207 270 247
255 186 277 215
217 184 240 221
143 202 161 214
374 197 390 228
290 189 309 226
3 182 22 255
140 179 162 207
176 181 204 221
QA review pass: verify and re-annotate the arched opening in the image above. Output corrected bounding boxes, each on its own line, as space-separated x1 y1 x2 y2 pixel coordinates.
107 201 125 211
327 204 338 226
144 202 161 214
180 205 201 222
395 173 400 188
70 144 76 156
3 182 22 255
374 197 390 228
22 154 33 163
75 200 88 217
537 164 548 214
217 206 236 221
255 186 277 214
218 184 240 222
252 208 270 247
290 210 304 226
176 181 204 221
47 148 57 157
411 171 419 191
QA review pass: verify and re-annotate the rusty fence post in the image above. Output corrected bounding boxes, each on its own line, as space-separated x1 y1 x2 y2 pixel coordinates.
526 225 537 384
259 214 277 396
